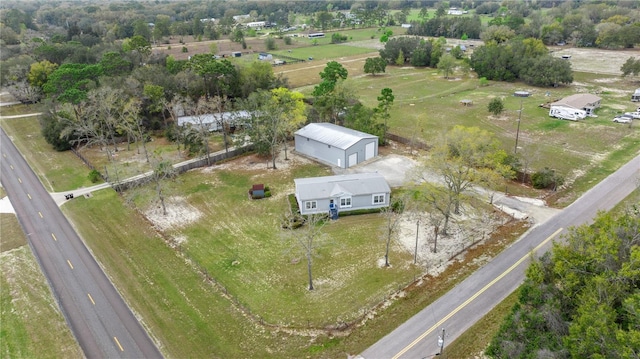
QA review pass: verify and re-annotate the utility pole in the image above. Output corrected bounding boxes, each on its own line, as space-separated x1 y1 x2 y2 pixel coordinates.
414 220 419 264
514 100 522 154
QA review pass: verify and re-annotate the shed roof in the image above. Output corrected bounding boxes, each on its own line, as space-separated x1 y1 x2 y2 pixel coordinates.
550 94 601 109
294 123 377 150
294 173 390 201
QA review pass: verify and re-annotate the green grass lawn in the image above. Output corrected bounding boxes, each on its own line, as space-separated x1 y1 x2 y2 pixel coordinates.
1 117 95 192
271 42 375 61
351 66 640 203
131 160 424 327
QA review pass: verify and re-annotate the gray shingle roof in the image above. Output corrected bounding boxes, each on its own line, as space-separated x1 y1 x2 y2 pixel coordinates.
294 123 377 150
550 94 601 109
294 173 390 201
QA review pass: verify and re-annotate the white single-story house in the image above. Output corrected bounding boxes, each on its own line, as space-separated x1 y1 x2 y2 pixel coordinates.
246 21 266 28
549 93 602 119
177 110 252 131
258 52 273 61
631 88 640 102
294 123 378 169
294 173 391 216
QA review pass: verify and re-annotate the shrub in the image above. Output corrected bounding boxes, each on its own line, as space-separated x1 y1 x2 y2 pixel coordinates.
479 77 489 86
283 36 292 45
331 33 348 44
488 98 504 116
181 46 188 53
531 167 564 190
88 169 101 183
265 37 276 50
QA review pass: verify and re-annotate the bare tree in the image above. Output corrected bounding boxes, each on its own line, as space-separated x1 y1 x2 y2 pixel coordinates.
422 126 514 215
284 213 327 291
380 197 404 267
150 157 177 216
416 182 456 236
181 97 216 165
210 95 231 153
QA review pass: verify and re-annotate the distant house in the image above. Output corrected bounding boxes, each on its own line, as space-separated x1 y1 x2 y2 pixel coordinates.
233 14 251 22
294 173 390 216
549 93 602 118
258 52 273 61
632 88 640 102
246 21 266 28
447 7 464 15
177 111 252 131
294 123 378 169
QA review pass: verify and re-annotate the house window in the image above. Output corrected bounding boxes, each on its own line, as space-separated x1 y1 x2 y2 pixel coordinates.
340 196 352 208
305 201 317 210
372 194 385 204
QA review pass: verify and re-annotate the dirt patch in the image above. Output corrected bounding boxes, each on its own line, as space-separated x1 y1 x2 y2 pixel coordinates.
549 46 640 75
144 196 202 232
393 208 506 277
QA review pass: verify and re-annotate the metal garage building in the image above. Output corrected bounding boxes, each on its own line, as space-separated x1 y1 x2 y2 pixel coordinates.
294 123 378 169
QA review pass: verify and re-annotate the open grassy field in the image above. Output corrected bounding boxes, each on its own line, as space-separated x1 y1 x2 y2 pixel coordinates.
131 154 425 327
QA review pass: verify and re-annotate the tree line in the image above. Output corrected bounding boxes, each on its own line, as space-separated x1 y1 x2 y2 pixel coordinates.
487 210 640 358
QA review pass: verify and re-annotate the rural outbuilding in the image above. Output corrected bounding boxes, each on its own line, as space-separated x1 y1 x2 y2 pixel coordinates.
294 173 390 216
631 88 640 102
294 123 378 169
549 93 602 120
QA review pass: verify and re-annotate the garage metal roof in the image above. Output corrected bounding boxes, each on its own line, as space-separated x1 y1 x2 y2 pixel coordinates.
294 173 390 201
294 123 377 150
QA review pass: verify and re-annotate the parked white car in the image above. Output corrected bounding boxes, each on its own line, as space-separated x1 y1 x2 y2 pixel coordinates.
613 115 633 123
624 111 640 119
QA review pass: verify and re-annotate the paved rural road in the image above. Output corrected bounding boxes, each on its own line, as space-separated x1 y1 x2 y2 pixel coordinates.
0 128 163 359
360 154 639 359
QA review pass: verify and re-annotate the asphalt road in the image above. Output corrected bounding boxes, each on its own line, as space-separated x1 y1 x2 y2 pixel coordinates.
360 154 639 359
1 128 163 359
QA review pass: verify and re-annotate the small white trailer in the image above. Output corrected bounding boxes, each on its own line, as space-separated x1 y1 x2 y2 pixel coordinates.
549 106 587 121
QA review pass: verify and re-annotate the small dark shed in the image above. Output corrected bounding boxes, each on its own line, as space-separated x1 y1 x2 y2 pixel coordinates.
250 184 265 199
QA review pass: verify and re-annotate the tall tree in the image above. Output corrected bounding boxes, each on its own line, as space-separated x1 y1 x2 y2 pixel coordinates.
380 197 404 267
487 212 640 358
27 60 58 90
375 87 394 144
364 57 387 76
312 61 348 97
437 53 456 79
419 126 513 215
42 63 103 104
240 88 305 169
122 35 151 66
285 213 328 291
150 158 177 216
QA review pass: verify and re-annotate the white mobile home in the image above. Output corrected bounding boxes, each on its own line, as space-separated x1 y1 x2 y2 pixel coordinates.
294 173 390 216
177 111 252 131
549 93 601 120
294 123 378 169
